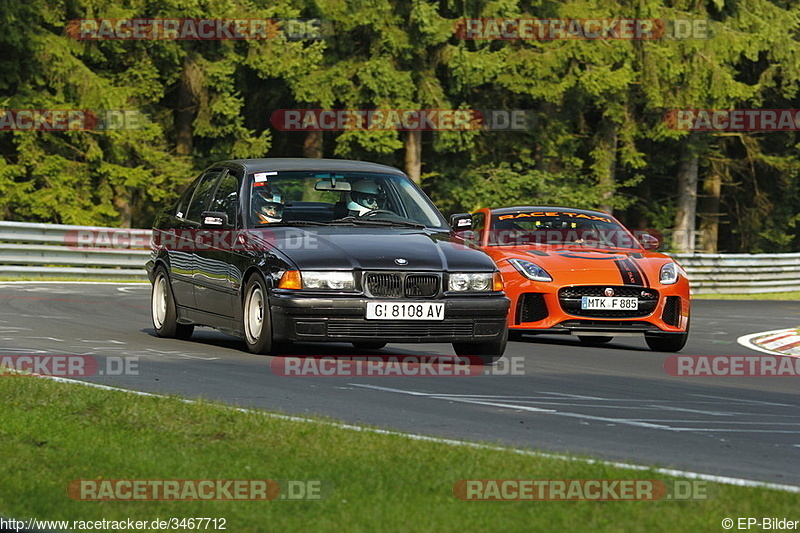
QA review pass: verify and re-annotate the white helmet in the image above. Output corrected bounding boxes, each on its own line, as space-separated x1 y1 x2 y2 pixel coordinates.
347 180 384 216
253 186 285 224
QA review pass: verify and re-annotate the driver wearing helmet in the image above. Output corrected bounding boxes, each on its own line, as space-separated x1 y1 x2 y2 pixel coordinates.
347 180 386 216
253 185 285 224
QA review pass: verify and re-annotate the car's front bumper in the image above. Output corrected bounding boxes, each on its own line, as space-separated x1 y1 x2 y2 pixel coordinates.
269 293 509 343
508 287 690 335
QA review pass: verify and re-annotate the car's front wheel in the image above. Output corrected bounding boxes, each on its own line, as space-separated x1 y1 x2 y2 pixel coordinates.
453 329 508 365
645 317 690 352
151 266 194 339
645 332 688 352
243 274 277 354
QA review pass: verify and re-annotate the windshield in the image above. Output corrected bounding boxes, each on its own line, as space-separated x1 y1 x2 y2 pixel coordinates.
488 210 641 249
248 171 447 229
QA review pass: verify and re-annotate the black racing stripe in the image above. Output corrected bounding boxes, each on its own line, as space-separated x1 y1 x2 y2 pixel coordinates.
614 258 643 285
629 256 650 287
526 250 548 257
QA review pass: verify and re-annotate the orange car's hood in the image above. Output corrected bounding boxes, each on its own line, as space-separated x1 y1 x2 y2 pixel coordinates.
490 246 674 286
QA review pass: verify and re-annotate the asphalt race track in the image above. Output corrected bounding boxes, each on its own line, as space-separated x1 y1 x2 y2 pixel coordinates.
1 282 799 487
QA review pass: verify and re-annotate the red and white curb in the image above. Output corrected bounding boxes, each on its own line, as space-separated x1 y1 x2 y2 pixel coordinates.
738 328 800 357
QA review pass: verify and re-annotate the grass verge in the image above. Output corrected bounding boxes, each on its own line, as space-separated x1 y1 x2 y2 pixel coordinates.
0 377 796 532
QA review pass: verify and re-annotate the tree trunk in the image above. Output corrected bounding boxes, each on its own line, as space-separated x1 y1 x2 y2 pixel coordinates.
673 136 700 253
699 172 722 253
303 131 323 158
405 130 422 184
114 188 132 227
534 102 553 172
175 55 197 156
595 118 617 214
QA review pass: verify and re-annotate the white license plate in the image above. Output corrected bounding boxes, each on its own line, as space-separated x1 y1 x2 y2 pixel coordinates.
366 302 445 321
581 297 638 310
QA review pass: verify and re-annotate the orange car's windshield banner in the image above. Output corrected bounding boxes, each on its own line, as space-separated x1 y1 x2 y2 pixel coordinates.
497 211 611 223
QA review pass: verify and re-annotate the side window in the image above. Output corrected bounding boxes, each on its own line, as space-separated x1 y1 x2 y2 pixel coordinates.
186 169 223 222
175 174 203 219
209 171 240 228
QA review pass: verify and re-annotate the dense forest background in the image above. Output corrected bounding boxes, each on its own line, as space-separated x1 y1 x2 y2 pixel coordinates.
1 0 799 253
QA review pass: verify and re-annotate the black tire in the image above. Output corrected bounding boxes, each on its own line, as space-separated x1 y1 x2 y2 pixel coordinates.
352 342 387 350
645 316 690 352
453 328 508 365
508 330 525 341
578 335 613 346
645 332 688 352
243 274 275 354
151 266 194 339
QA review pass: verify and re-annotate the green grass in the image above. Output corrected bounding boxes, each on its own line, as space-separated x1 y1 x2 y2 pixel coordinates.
693 291 800 300
0 377 796 532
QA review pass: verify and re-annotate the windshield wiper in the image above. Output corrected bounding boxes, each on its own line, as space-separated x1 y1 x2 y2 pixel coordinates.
254 220 328 227
331 216 426 229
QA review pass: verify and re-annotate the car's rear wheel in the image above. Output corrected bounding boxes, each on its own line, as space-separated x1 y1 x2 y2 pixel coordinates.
243 274 276 354
151 266 194 339
352 342 387 350
578 335 613 346
453 329 508 365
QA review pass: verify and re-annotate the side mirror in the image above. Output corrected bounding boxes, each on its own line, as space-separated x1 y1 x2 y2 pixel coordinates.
450 213 473 230
638 233 660 251
200 211 230 228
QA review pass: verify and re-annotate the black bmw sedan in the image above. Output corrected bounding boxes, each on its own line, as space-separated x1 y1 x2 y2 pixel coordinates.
146 158 509 363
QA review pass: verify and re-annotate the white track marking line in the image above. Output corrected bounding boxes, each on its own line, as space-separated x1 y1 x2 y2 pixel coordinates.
143 348 219 361
667 429 800 434
643 405 736 416
628 421 800 426
117 286 149 292
353 384 675 430
32 374 800 494
691 393 797 408
539 391 606 400
441 397 673 430
352 384 800 434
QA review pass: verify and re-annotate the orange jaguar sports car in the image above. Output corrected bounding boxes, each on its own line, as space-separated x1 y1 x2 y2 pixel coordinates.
457 206 690 351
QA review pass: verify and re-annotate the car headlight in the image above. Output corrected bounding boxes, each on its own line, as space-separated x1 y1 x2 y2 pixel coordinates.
508 258 552 282
303 271 355 290
448 272 498 292
279 270 355 290
659 262 680 285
